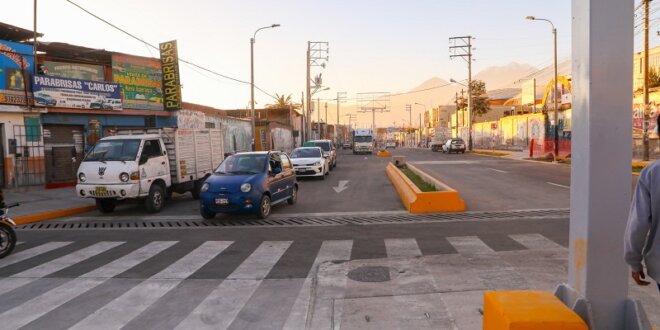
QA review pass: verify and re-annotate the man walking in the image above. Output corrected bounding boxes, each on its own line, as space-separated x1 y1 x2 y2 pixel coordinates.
625 116 660 291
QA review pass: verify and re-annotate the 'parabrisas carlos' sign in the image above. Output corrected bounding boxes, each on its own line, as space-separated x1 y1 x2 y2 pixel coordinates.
159 40 182 111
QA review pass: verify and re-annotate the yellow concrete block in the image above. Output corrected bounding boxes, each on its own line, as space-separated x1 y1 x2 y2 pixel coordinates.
386 163 465 213
483 291 588 330
377 150 392 157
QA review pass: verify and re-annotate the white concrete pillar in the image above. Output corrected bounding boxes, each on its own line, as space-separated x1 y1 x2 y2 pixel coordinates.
569 0 633 329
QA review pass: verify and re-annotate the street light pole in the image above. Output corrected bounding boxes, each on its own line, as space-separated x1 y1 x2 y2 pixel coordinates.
414 103 427 147
527 16 559 159
250 24 280 151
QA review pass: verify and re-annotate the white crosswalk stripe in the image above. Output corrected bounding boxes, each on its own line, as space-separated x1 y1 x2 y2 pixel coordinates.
174 241 292 330
70 241 232 330
509 234 566 251
446 236 495 254
0 242 123 296
0 241 177 329
0 241 72 269
283 240 353 330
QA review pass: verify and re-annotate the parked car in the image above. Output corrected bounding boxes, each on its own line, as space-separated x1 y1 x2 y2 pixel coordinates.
34 92 57 106
303 140 337 169
442 138 466 154
290 147 328 180
199 151 298 219
342 142 352 149
386 140 396 149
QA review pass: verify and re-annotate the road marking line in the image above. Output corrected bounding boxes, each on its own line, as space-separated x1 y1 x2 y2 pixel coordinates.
488 168 508 173
283 240 353 330
0 241 177 329
174 241 292 330
70 241 232 330
0 241 73 269
446 236 495 254
12 241 124 279
509 234 566 251
385 238 422 258
546 182 570 189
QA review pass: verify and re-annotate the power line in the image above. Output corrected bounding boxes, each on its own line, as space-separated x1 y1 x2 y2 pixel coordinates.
64 0 278 101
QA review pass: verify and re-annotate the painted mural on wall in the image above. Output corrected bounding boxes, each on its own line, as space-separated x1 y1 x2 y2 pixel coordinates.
0 39 33 105
473 113 547 149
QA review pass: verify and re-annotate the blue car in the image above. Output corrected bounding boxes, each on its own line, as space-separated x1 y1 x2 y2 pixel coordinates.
199 151 298 219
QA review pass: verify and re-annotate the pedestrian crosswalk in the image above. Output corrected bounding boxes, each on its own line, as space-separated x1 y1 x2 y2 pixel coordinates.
0 234 568 330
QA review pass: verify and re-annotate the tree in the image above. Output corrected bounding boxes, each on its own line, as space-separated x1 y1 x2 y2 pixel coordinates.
267 93 293 109
469 80 491 117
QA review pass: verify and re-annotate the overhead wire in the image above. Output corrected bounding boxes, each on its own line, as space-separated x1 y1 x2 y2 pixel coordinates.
64 0 278 101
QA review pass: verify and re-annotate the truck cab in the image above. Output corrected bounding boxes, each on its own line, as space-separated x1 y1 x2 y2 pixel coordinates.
352 129 374 154
76 134 171 213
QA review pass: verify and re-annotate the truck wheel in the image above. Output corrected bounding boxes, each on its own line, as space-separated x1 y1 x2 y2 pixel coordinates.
191 179 203 200
145 184 165 213
200 207 216 219
258 195 271 219
95 199 116 213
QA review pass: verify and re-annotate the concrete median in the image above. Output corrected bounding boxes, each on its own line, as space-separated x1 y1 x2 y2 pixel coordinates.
386 162 465 213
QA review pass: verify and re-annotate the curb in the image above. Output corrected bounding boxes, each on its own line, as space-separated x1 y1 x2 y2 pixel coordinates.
14 205 97 225
386 163 465 213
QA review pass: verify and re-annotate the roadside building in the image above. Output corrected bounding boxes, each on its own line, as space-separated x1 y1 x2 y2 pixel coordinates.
224 108 302 152
0 23 45 188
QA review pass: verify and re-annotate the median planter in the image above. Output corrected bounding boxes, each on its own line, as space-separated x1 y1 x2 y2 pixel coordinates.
386 162 465 213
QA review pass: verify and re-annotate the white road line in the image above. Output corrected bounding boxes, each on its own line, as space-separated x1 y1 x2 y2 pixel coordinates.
546 181 570 189
0 241 73 269
16 241 25 245
0 241 177 329
283 240 353 330
12 241 124 279
385 238 422 258
488 168 508 173
70 241 232 330
509 234 566 251
174 241 292 330
446 236 495 254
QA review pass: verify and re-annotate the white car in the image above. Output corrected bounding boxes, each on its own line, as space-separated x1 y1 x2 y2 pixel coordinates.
290 147 329 180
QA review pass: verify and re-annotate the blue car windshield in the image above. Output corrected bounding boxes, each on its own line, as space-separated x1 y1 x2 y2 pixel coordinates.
216 154 267 175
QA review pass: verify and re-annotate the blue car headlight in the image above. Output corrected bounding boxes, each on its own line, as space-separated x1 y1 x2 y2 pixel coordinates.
201 182 209 192
241 183 252 193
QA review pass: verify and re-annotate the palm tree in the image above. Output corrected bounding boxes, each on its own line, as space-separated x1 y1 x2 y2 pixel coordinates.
267 93 293 109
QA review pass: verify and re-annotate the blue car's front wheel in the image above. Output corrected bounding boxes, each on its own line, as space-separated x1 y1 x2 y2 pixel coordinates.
258 195 271 219
200 207 216 220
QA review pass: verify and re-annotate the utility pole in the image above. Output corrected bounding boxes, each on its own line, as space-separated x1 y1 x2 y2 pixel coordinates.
357 92 390 135
643 0 650 160
336 92 347 144
306 41 329 141
324 102 328 139
301 92 305 145
317 97 321 139
454 92 459 138
450 35 474 150
419 112 422 147
406 104 412 147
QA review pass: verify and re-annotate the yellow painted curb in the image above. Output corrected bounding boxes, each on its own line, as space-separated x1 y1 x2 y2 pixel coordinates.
13 205 97 225
377 150 392 157
386 163 465 213
483 291 588 330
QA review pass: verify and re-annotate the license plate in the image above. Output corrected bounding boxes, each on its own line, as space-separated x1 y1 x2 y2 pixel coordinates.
95 186 107 194
215 198 229 205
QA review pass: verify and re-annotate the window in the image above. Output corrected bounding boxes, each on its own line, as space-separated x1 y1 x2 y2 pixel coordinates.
280 154 292 169
269 153 283 173
142 140 162 158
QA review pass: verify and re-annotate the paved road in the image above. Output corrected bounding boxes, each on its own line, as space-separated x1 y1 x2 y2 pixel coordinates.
83 149 403 218
392 148 571 211
4 217 659 329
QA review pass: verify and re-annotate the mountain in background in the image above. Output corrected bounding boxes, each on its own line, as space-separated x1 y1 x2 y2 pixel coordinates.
474 62 538 90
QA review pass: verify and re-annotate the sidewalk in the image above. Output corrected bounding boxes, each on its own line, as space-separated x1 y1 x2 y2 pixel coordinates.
3 186 95 224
